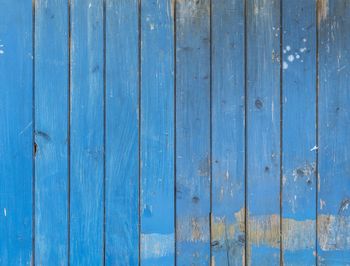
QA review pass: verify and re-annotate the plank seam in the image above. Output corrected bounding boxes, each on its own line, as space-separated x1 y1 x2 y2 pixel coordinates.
279 0 284 265
67 0 71 264
209 0 213 264
244 0 248 264
138 0 142 265
103 0 107 265
174 0 177 265
32 0 36 265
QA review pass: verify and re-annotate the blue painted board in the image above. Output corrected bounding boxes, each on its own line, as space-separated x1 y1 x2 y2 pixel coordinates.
0 1 33 264
35 0 69 264
318 0 350 264
70 0 104 264
281 0 317 265
211 0 245 265
105 0 139 264
246 0 281 264
140 0 175 265
175 0 211 264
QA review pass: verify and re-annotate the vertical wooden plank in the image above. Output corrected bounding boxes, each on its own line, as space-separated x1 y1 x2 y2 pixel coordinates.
140 0 175 265
318 0 350 264
176 0 210 264
211 0 245 265
70 0 104 264
0 1 33 264
105 0 139 264
281 0 317 265
35 0 69 264
246 0 281 264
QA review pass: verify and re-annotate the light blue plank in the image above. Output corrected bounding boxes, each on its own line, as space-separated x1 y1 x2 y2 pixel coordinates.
34 0 69 264
246 0 281 264
105 0 139 264
281 0 317 265
211 0 245 265
0 1 33 264
70 1 104 264
140 0 175 265
175 0 210 264
318 1 350 264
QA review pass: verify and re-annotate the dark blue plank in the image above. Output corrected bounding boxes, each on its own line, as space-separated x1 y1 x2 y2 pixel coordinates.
318 0 350 264
246 0 281 264
176 0 211 264
211 0 245 265
281 0 317 265
35 0 69 264
105 0 139 264
70 1 104 264
0 1 33 264
140 0 175 265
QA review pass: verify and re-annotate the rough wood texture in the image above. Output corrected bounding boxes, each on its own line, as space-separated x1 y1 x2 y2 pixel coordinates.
282 0 317 264
246 0 281 264
175 0 211 264
70 0 104 264
318 0 350 264
105 0 139 264
35 0 69 264
141 0 175 265
211 0 245 265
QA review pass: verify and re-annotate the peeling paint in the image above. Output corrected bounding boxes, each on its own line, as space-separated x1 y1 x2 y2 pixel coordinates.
141 233 174 259
317 0 329 26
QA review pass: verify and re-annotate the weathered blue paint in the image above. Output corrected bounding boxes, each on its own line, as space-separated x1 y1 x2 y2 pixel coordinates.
282 0 317 265
105 0 139 265
246 0 281 264
140 0 175 265
0 1 33 265
70 0 104 264
35 0 69 264
318 0 350 264
211 0 245 265
176 0 211 264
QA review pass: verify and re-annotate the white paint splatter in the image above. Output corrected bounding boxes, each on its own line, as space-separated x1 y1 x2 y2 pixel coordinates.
283 61 288 69
0 50 4 54
141 233 174 259
295 53 300 59
310 145 318 151
303 38 307 42
286 45 291 51
288 54 295 62
3 208 6 217
150 24 155 30
89 3 92 8
320 199 326 210
300 47 307 53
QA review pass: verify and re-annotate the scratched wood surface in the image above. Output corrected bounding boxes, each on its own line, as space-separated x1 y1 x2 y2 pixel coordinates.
1 0 350 265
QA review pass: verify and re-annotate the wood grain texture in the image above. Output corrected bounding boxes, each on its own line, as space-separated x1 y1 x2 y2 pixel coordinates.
318 0 350 264
0 1 33 264
281 0 317 265
140 0 175 265
70 0 104 264
105 0 139 264
175 0 211 264
34 0 69 264
246 0 281 264
211 0 245 265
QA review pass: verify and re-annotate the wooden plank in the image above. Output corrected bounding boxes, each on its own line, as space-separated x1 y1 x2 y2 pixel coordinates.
105 0 139 264
34 0 69 264
246 0 281 264
211 0 245 265
0 1 33 264
318 0 350 264
281 0 317 265
70 1 104 264
175 0 210 264
140 0 175 265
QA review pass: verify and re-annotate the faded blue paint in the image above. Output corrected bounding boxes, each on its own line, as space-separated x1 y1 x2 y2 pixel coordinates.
70 0 104 264
211 0 245 265
282 0 317 264
35 0 69 264
105 0 139 265
246 0 281 264
318 0 350 264
141 0 175 265
0 1 33 265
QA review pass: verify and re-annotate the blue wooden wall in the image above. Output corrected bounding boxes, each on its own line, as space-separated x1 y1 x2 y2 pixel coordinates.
0 0 349 265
